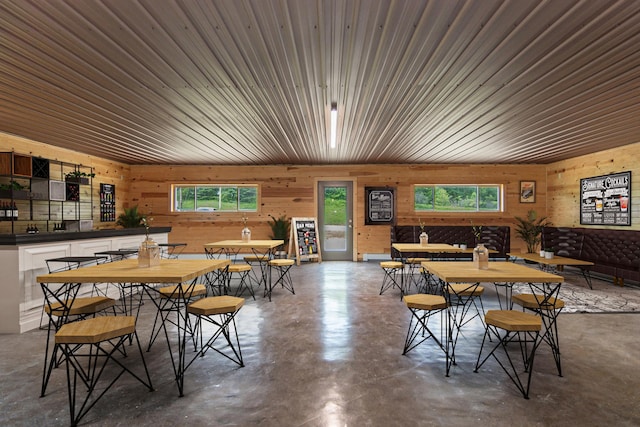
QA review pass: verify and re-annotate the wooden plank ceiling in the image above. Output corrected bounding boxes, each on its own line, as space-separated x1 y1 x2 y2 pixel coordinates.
1 0 639 165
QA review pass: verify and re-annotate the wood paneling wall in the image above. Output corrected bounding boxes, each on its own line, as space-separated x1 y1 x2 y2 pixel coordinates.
130 163 548 258
7 130 640 257
547 142 640 230
0 132 131 233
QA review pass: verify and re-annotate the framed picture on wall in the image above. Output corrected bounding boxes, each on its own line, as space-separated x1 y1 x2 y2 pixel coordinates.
520 181 536 203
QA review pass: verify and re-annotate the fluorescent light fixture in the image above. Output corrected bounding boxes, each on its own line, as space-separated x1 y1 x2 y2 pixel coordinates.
330 103 337 148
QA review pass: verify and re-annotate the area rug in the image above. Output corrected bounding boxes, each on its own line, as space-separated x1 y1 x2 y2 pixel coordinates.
511 281 640 314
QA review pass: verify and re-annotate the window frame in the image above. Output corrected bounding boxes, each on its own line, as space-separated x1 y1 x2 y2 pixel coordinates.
413 184 503 212
171 184 259 213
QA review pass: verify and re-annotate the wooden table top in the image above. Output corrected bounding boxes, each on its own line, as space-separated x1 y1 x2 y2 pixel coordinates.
421 261 564 283
204 240 284 249
392 243 463 253
508 252 594 267
37 258 230 283
392 243 498 254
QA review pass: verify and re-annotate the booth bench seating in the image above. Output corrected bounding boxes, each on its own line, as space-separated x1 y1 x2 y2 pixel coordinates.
390 225 510 261
542 226 640 286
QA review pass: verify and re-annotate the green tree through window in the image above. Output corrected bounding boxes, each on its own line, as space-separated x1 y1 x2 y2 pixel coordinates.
173 185 258 212
414 185 501 212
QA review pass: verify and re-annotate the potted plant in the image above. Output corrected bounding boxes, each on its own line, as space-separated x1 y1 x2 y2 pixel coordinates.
514 209 550 254
116 205 145 228
64 170 95 185
269 214 290 257
0 180 30 199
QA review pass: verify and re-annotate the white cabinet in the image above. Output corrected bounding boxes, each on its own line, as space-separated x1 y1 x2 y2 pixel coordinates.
0 231 169 333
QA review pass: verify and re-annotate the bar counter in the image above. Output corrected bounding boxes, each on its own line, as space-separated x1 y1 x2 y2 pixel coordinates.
0 226 171 245
0 227 171 333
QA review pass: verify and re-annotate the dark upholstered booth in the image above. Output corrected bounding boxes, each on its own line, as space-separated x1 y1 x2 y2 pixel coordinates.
542 226 640 285
390 225 510 260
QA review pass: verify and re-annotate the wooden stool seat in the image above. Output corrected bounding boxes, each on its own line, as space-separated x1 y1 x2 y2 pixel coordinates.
512 293 565 310
380 261 403 269
485 309 541 332
187 296 245 368
267 258 295 300
512 293 565 377
228 264 252 273
54 315 152 425
188 296 245 316
404 294 448 311
55 316 136 344
446 283 485 297
269 258 295 267
476 309 542 398
158 284 207 298
402 293 452 375
46 296 116 316
380 261 405 298
406 257 428 264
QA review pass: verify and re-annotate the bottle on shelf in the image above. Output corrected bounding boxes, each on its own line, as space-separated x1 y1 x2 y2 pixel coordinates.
12 202 18 219
0 202 6 221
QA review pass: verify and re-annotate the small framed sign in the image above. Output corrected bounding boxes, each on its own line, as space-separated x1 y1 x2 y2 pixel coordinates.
365 187 396 225
520 181 536 203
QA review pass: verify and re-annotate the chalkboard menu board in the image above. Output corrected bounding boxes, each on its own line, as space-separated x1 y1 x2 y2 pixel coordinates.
365 187 395 225
100 183 116 222
580 171 631 225
289 217 322 265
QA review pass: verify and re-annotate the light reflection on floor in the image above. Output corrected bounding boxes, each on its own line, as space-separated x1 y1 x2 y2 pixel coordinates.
321 264 352 361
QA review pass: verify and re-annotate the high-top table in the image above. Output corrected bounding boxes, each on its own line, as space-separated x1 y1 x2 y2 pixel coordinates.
392 243 464 256
508 252 594 289
204 240 285 259
421 261 564 308
421 260 564 373
391 243 486 292
204 240 285 290
37 258 231 396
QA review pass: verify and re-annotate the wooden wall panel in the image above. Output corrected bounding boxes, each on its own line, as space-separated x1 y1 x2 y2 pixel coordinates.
0 132 131 231
130 163 548 257
7 130 640 258
547 142 640 230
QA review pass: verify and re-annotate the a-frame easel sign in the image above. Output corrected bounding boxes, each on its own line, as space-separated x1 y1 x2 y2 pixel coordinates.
289 217 322 265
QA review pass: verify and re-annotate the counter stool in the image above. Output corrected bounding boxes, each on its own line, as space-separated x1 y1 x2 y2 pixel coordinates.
40 281 117 397
40 256 110 329
244 255 270 289
226 263 256 300
159 242 187 259
55 316 153 426
379 261 405 299
187 295 245 368
420 266 442 295
406 257 428 292
402 294 452 376
512 293 565 376
146 283 207 351
474 310 542 399
94 250 144 316
267 258 295 301
444 283 487 345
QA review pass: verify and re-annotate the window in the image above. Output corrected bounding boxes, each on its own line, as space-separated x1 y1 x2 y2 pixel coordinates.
172 184 258 212
414 185 502 212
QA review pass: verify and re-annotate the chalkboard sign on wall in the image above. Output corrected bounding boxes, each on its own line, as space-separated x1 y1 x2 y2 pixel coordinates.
580 171 631 226
289 217 322 265
365 187 396 225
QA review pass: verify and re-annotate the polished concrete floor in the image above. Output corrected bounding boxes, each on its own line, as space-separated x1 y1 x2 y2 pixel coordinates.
1 261 639 427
